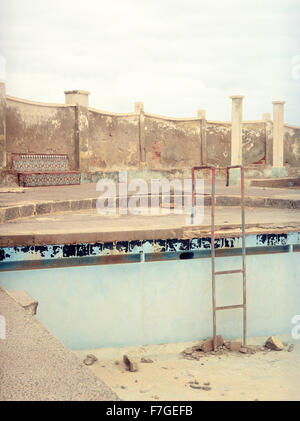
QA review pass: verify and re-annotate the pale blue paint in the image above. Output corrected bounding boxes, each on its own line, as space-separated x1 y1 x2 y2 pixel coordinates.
0 250 299 350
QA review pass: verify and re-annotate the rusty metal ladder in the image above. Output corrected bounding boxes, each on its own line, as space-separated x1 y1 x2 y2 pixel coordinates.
191 165 247 350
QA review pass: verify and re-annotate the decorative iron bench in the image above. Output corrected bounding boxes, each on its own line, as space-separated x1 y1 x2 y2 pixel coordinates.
12 154 81 187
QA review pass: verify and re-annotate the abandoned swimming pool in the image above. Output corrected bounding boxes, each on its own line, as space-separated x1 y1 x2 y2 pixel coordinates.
0 232 299 350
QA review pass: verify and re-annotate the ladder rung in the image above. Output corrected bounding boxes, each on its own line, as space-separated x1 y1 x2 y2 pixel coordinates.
215 269 243 275
216 304 244 311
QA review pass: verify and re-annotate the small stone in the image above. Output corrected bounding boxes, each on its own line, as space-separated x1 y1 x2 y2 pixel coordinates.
288 344 294 352
121 385 127 389
201 335 224 352
141 357 154 363
139 389 150 393
153 395 160 400
239 347 248 354
264 336 284 351
203 382 210 386
115 361 119 365
190 384 202 389
123 354 139 372
182 347 194 355
202 386 211 391
229 341 242 352
83 354 97 365
246 345 256 354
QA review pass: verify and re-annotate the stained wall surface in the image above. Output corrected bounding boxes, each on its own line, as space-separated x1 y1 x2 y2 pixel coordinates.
3 94 300 173
6 97 77 170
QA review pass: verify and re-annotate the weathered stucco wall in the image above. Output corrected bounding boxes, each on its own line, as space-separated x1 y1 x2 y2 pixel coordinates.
284 125 300 166
3 92 300 174
206 122 231 166
88 109 140 171
144 115 201 169
242 122 266 165
6 97 77 170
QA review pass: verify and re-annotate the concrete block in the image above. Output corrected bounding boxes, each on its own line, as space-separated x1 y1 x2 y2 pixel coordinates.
6 290 38 316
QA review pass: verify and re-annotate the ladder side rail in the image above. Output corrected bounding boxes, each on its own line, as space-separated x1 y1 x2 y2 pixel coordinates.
225 165 247 346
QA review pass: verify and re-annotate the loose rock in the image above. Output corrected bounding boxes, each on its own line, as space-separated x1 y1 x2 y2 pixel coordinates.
141 357 154 363
229 341 242 352
201 335 224 352
264 336 284 351
123 354 139 372
288 344 294 352
83 354 97 366
190 384 202 389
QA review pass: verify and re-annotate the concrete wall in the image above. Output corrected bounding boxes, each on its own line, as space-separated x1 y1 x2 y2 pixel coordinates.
2 90 300 176
0 249 299 349
284 124 300 166
206 122 231 166
6 96 77 170
242 122 266 165
144 115 201 169
88 109 140 171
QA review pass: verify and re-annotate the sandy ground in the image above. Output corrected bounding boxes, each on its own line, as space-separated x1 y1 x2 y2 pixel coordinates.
73 334 300 401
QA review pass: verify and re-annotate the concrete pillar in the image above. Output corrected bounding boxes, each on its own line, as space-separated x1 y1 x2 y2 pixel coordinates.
262 113 271 122
272 101 285 168
197 109 206 119
230 95 244 166
197 110 207 165
135 102 146 166
264 115 273 166
64 90 90 107
0 82 6 170
64 90 90 171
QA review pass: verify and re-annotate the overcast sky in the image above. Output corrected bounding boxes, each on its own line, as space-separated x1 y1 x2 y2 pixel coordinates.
0 0 299 123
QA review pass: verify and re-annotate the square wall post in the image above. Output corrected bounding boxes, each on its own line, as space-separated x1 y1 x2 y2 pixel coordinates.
135 102 146 166
0 82 6 170
272 101 285 168
230 95 244 166
197 109 207 165
65 90 90 171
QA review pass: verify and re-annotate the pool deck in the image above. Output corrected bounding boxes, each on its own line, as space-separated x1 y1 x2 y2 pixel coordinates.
0 286 120 401
0 181 300 247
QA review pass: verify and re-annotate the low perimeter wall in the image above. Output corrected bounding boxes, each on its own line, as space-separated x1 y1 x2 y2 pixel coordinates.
0 85 300 183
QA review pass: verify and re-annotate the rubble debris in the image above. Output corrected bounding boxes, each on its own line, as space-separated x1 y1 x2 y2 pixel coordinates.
201 335 224 352
229 341 242 352
246 345 257 354
181 335 291 361
189 384 202 389
123 354 139 372
141 357 154 363
264 336 284 351
189 383 211 391
83 354 98 366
